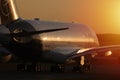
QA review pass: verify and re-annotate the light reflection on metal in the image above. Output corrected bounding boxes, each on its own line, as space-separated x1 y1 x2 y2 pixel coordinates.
57 37 60 41
80 56 84 65
77 48 90 54
13 28 32 43
1 54 12 63
66 59 76 64
9 0 18 20
43 37 48 41
41 37 95 43
92 53 98 58
105 51 112 56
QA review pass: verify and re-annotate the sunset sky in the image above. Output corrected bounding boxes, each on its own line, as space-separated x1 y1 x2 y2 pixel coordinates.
15 0 120 34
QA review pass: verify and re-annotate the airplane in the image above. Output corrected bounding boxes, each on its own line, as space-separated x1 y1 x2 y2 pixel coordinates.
0 0 120 72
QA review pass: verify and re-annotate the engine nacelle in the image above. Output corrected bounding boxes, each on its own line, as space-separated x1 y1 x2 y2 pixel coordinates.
0 25 11 44
0 54 12 63
0 47 12 63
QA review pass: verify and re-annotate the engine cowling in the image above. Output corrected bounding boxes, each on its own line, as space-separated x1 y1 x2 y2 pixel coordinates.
0 47 12 63
0 25 11 44
0 54 12 63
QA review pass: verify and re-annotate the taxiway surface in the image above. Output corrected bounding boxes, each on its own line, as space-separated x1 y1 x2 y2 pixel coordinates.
0 57 120 80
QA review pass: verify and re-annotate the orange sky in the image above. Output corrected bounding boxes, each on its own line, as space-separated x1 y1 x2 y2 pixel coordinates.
15 0 120 34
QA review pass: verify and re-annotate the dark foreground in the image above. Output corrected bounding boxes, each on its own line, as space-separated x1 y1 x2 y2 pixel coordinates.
0 57 120 80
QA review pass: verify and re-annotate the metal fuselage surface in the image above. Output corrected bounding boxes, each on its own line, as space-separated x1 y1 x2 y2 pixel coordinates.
0 19 99 63
26 20 99 63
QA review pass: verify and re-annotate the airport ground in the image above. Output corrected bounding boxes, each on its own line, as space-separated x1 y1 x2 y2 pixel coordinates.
0 56 120 80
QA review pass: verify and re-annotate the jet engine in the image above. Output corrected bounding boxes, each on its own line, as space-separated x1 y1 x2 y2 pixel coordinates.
0 47 12 63
0 53 12 63
0 25 11 44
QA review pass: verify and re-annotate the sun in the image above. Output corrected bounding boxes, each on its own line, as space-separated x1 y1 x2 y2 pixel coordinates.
108 3 120 27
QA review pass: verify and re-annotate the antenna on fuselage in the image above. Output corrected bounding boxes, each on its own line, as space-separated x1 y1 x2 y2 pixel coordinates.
0 0 19 25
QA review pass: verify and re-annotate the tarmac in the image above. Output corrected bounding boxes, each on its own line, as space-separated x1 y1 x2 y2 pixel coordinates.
0 57 120 80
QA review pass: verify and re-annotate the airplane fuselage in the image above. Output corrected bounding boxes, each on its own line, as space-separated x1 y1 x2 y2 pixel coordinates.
1 0 120 72
0 19 99 63
0 0 100 64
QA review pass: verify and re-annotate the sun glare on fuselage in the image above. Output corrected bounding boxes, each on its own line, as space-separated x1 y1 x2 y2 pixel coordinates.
9 0 18 19
105 51 112 56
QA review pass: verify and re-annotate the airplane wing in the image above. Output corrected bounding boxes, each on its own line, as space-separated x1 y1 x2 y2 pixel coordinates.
69 45 120 59
52 47 80 55
44 47 80 63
